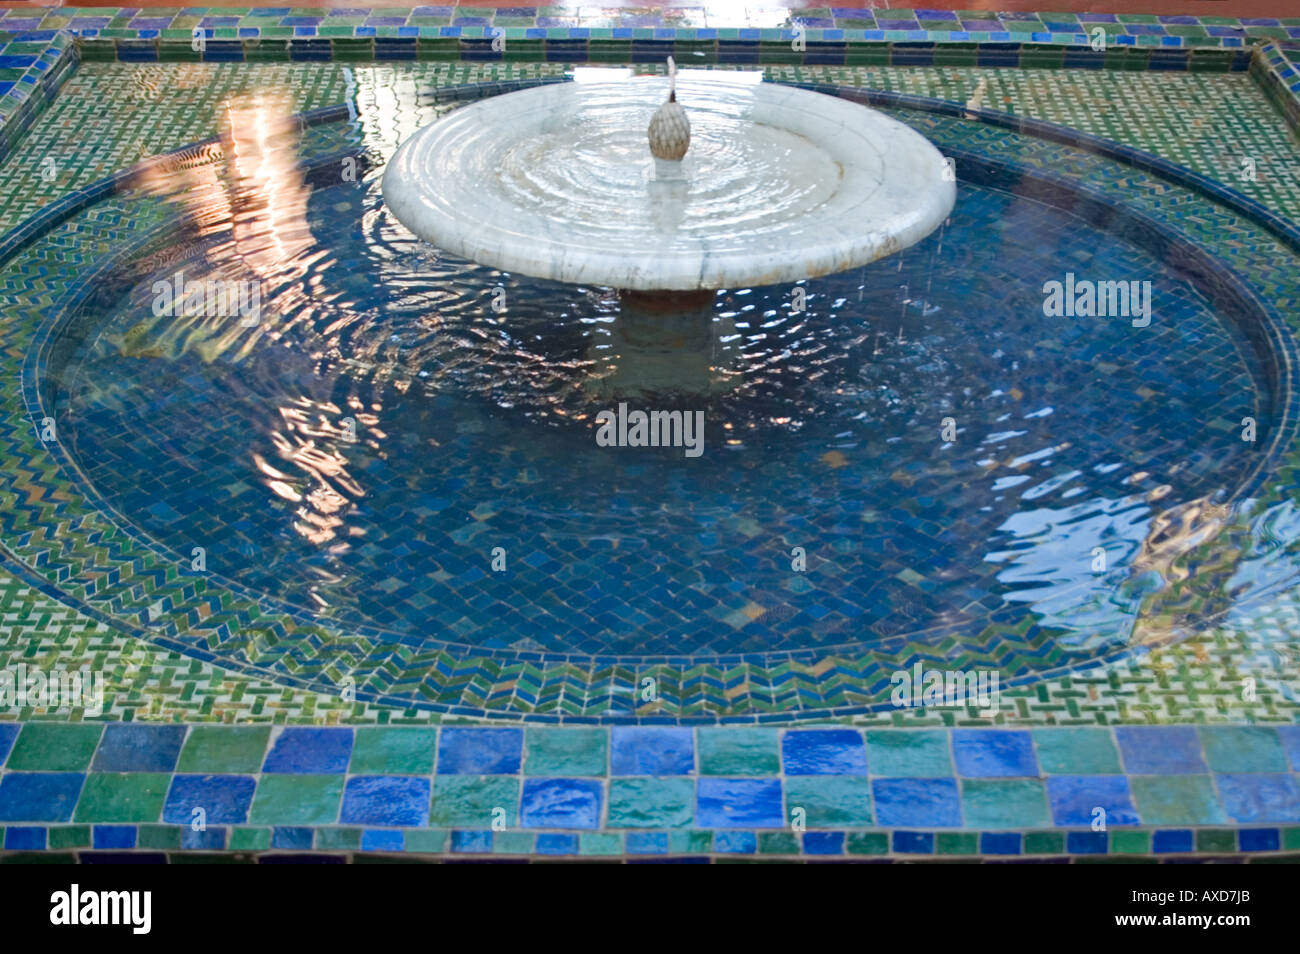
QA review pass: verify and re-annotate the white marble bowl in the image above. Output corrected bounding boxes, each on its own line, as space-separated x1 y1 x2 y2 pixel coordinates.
382 76 956 291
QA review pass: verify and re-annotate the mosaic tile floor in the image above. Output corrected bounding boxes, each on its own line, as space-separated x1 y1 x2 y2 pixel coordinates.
2 37 1300 858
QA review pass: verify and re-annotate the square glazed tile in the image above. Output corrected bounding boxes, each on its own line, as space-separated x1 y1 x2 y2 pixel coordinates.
162 774 256 825
1129 775 1226 826
519 778 603 829
961 779 1052 828
781 729 866 775
872 778 962 827
340 776 432 826
428 775 519 827
1199 727 1289 773
176 726 272 774
1115 726 1207 774
262 728 353 774
74 773 170 823
436 727 522 775
952 730 1037 777
783 776 873 827
349 727 437 775
610 727 694 775
1215 774 1300 823
696 778 784 828
6 724 102 772
91 724 186 773
606 778 694 828
1045 776 1139 827
0 772 84 822
697 728 780 775
1031 728 1122 774
864 729 952 777
248 775 344 826
523 728 606 776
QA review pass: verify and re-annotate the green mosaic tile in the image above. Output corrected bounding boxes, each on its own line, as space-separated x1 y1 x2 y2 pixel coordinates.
428 776 518 828
1024 831 1065 854
229 826 271 851
865 729 952 776
1199 726 1289 772
697 728 779 775
5 723 102 771
606 778 694 828
845 831 889 855
1196 829 1237 853
74 773 169 823
349 727 437 774
176 726 271 774
1111 830 1151 854
247 775 343 826
523 727 606 776
578 832 623 856
313 827 362 850
47 825 90 849
1031 727 1122 774
962 779 1051 829
1283 828 1300 851
1131 776 1227 826
936 832 978 854
670 830 713 854
138 824 183 850
784 777 873 827
402 828 448 853
493 831 535 854
758 830 800 854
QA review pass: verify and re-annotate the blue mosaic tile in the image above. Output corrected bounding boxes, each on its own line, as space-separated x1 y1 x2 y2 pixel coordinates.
872 778 962 827
0 724 18 766
781 729 866 775
1216 774 1300 823
714 830 758 853
340 777 431 827
162 775 255 825
180 826 227 850
1279 726 1300 771
360 829 404 852
0 773 84 822
1152 829 1194 853
450 829 492 853
91 724 186 773
1046 776 1139 827
892 831 934 854
980 832 1021 855
272 827 314 850
610 727 693 776
1239 828 1281 851
4 826 46 851
436 728 521 775
625 831 669 855
262 728 353 775
1200 727 1289 773
696 779 783 829
1066 831 1108 854
93 825 135 850
519 778 603 830
952 730 1037 777
535 832 577 855
1115 727 1208 775
802 831 844 855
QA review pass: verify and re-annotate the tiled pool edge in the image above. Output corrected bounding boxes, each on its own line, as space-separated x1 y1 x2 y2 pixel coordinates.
1 725 1298 861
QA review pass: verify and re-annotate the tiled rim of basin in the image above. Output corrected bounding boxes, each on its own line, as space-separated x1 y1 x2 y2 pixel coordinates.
3 78 1300 722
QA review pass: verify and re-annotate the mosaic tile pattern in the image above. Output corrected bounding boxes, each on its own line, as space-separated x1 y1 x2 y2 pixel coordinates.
1255 41 1300 134
2 725 1298 859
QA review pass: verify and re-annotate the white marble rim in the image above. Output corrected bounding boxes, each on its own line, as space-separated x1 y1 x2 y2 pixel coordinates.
382 78 957 291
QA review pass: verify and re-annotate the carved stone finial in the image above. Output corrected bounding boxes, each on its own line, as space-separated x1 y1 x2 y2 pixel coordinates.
648 56 690 161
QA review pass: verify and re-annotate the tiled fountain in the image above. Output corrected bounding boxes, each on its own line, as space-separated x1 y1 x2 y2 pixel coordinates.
0 5 1299 865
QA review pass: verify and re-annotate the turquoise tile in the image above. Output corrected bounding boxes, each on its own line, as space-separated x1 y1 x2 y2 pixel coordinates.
349 727 437 774
177 726 271 774
961 779 1051 828
523 728 606 776
578 832 623 856
865 730 952 776
429 776 518 828
1199 727 1288 773
1032 728 1122 774
606 778 694 828
783 777 873 827
247 775 343 826
697 728 780 775
1130 776 1227 826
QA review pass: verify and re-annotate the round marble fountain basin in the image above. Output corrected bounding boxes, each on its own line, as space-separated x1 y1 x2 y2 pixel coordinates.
381 77 957 290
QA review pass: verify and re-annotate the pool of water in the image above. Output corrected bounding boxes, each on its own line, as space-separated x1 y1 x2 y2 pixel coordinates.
44 157 1271 661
